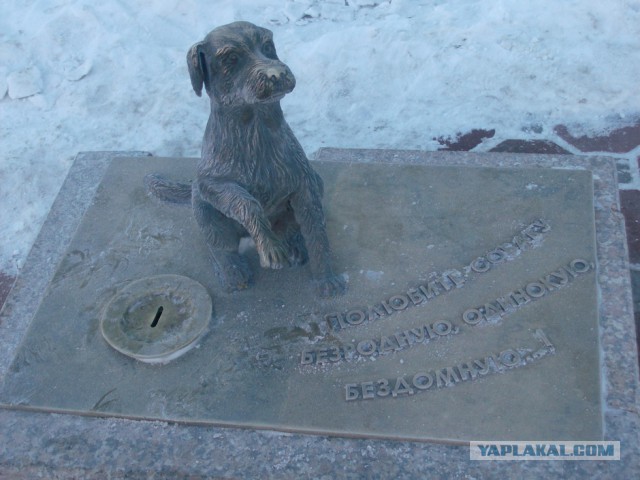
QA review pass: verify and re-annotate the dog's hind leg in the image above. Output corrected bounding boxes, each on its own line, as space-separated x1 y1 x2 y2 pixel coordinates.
271 204 308 266
192 194 253 292
289 181 346 298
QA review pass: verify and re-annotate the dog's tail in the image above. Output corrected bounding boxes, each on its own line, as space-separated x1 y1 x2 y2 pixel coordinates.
144 174 192 204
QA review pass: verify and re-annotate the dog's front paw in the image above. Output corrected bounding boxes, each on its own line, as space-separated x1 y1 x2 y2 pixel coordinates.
257 237 291 270
315 274 347 299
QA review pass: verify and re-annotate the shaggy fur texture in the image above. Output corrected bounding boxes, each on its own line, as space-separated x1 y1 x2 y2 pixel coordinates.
146 22 345 298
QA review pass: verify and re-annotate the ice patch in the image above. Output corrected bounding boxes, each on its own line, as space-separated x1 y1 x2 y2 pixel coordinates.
62 57 93 82
7 67 43 99
0 66 7 99
361 270 384 282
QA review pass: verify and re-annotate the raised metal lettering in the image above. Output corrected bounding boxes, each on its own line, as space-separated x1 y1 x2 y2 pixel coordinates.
532 218 551 232
328 346 341 362
325 313 345 331
483 301 504 319
316 349 329 363
407 288 425 305
495 296 511 311
409 327 425 343
377 379 391 397
345 384 360 401
392 377 414 397
547 269 569 286
535 329 554 348
511 234 527 250
463 308 483 325
510 289 530 306
471 257 491 273
487 248 506 264
562 265 578 278
473 357 492 375
300 349 314 365
342 343 355 360
356 339 376 356
394 330 411 348
380 301 394 315
525 282 546 298
389 294 410 311
436 366 461 387
368 304 387 320
412 372 434 390
447 271 466 287
362 381 375 399
537 275 557 292
433 320 453 336
570 259 590 273
379 336 397 353
436 278 453 292
346 309 366 326
456 362 478 381
499 349 522 367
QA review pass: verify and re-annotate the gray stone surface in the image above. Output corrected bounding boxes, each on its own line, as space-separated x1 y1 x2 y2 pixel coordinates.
0 156 601 442
0 149 638 478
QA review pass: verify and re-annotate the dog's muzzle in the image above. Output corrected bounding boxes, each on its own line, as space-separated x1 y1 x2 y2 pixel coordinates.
256 64 296 101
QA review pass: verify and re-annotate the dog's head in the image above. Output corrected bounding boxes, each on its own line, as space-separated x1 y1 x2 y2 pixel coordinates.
187 21 296 106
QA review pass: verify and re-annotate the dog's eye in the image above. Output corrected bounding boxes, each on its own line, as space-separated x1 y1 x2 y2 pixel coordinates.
224 52 240 67
262 41 277 59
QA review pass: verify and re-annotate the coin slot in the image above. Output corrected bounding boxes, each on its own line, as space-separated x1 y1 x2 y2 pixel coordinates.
101 274 212 363
150 306 164 328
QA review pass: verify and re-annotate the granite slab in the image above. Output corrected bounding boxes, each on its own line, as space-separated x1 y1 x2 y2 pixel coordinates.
0 149 637 478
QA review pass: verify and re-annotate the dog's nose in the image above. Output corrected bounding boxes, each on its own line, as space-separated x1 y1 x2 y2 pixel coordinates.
260 64 296 96
265 67 285 82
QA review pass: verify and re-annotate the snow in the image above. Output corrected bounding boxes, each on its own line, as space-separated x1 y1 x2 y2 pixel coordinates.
1 0 639 274
7 66 43 99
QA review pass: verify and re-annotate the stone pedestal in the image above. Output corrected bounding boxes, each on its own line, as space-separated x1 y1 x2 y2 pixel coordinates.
0 149 637 478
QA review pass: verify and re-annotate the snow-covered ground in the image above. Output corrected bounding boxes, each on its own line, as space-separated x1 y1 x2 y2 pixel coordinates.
1 0 639 275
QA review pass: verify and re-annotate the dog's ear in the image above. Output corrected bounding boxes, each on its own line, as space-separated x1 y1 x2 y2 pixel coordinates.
187 41 208 97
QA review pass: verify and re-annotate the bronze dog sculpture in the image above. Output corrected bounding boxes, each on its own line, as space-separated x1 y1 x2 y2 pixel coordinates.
146 21 345 298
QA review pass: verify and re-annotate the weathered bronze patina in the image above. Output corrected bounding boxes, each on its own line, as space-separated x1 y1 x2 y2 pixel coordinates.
145 22 345 298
